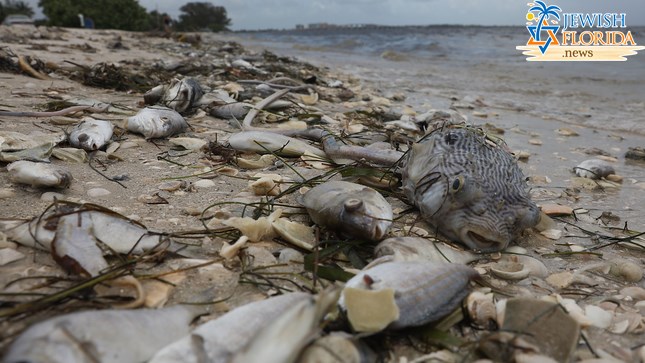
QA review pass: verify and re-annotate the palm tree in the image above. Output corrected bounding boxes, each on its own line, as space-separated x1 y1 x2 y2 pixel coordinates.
529 0 561 41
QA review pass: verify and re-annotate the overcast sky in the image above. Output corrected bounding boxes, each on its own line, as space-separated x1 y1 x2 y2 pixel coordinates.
25 0 645 30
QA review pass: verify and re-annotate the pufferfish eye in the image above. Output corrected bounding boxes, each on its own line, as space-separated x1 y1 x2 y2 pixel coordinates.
450 175 465 194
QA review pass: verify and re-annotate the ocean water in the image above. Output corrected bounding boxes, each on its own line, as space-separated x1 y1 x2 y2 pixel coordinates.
230 26 645 134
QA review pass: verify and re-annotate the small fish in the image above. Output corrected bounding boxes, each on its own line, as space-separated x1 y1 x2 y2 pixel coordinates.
144 78 204 113
7 160 72 188
573 159 615 179
125 107 188 139
228 131 326 158
302 181 392 241
338 261 478 332
375 236 477 265
149 292 311 363
4 305 202 363
69 117 114 150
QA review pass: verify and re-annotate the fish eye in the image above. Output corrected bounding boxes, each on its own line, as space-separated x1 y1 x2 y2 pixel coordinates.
450 176 465 193
344 198 364 212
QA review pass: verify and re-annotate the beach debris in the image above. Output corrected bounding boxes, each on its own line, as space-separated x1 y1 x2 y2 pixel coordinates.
7 160 73 188
338 261 478 332
302 181 392 241
0 202 166 254
51 212 109 277
144 78 204 113
69 117 114 151
401 127 540 252
168 137 207 151
298 332 377 363
490 261 530 281
540 203 573 216
374 236 477 264
272 218 316 251
235 154 278 169
607 260 643 282
221 209 282 242
0 131 65 162
574 159 615 179
51 147 89 163
0 247 25 266
125 107 188 139
556 127 579 136
487 298 580 362
625 147 645 161
249 173 284 196
466 291 497 329
4 305 203 363
149 292 314 362
228 131 326 157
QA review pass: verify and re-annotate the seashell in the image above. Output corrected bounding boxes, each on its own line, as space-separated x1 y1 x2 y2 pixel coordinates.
194 179 216 189
546 271 597 289
556 128 579 136
514 150 530 160
277 248 304 264
51 147 88 163
540 229 562 240
502 254 548 278
125 107 188 139
338 261 478 332
619 286 645 300
300 92 319 105
300 150 333 170
540 203 573 216
7 160 72 188
272 218 315 251
528 139 542 145
490 261 530 281
605 174 623 183
0 142 54 163
0 188 15 199
374 236 476 265
609 260 643 282
221 82 244 96
584 305 613 329
466 291 497 328
158 180 184 192
297 332 377 363
249 175 282 196
302 181 392 242
222 209 282 242
216 166 239 177
574 159 615 179
236 154 278 169
220 235 250 259
0 131 65 152
141 272 186 308
87 188 111 198
228 131 326 158
169 137 207 150
69 117 114 150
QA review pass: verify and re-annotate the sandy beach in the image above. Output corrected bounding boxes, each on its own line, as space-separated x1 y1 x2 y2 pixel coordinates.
1 24 645 362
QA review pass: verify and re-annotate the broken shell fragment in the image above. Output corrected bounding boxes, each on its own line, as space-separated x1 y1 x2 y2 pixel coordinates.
7 160 72 188
609 260 643 282
272 218 315 250
466 291 497 328
338 261 478 332
69 117 114 151
169 137 207 150
51 147 88 163
125 107 188 139
222 209 282 242
236 154 278 169
249 173 282 196
490 261 530 281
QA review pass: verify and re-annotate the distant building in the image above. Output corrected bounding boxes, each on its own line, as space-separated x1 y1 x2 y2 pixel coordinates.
295 24 304 30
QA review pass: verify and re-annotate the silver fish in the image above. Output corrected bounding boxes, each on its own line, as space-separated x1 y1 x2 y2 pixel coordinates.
401 128 540 252
51 213 109 277
125 107 188 139
4 305 201 363
302 181 392 241
69 117 114 151
338 261 478 331
375 236 477 265
149 292 311 363
7 160 72 188
228 131 326 158
144 78 204 113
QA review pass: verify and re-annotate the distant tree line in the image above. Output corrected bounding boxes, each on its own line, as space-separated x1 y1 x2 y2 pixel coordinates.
1 0 231 32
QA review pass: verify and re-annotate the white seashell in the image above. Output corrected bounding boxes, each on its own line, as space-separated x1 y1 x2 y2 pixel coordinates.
298 332 376 363
272 218 315 251
556 128 579 136
608 260 643 282
250 176 281 196
7 160 72 188
194 179 216 189
540 203 573 216
228 131 326 158
69 117 114 150
301 150 333 170
51 147 88 163
87 188 111 198
236 154 278 169
375 236 476 265
300 92 318 105
490 261 530 281
125 107 188 139
574 159 615 179
540 229 562 240
466 291 497 328
141 272 186 308
169 137 207 151
222 209 282 242
0 248 25 266
584 305 613 329
220 235 250 260
338 261 478 332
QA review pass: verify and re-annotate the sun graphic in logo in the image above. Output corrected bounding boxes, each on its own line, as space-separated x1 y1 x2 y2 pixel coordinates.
526 12 535 22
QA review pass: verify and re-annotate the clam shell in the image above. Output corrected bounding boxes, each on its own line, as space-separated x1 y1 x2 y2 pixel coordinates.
7 160 72 188
490 261 530 281
338 261 478 332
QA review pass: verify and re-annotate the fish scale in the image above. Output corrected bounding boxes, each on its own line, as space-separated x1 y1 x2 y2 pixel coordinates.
401 127 540 252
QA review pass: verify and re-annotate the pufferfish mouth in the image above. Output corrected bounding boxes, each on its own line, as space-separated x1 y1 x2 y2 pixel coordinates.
466 231 507 252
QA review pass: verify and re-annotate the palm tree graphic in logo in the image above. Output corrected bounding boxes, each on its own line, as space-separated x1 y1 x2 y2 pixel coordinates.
526 1 562 54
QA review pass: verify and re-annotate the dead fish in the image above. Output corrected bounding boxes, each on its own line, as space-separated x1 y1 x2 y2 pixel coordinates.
338 261 478 333
0 205 165 254
149 292 311 363
4 305 202 363
375 236 477 264
302 181 392 241
144 78 204 113
51 213 109 277
7 160 72 188
573 159 615 179
125 107 188 139
401 128 540 252
228 131 326 158
69 117 114 151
